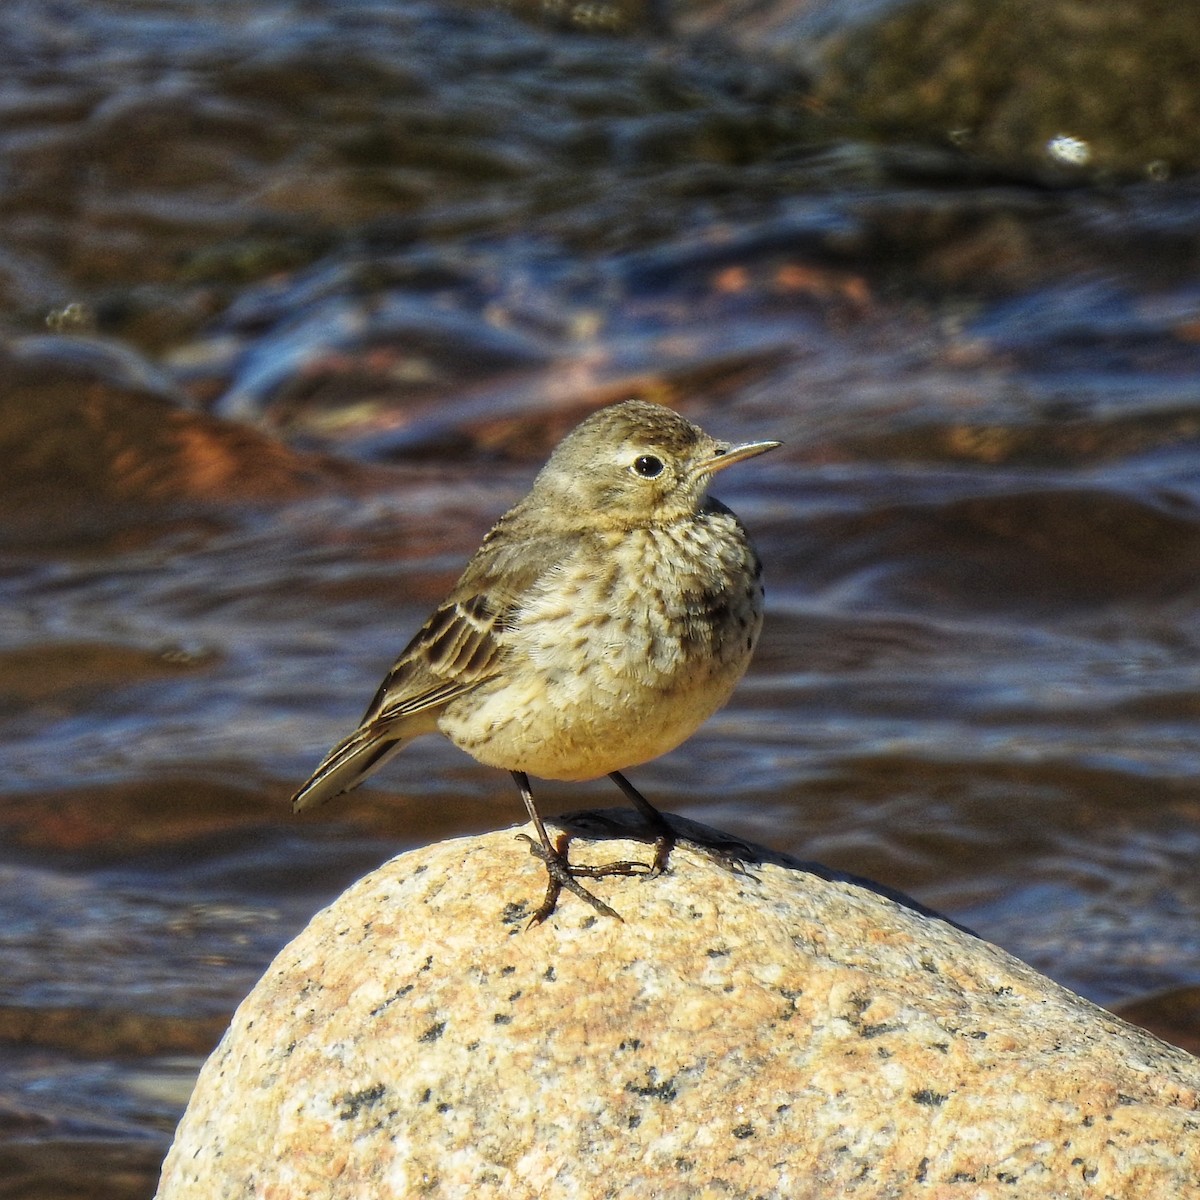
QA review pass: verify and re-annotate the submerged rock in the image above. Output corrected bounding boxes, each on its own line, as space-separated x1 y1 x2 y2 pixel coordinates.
156 812 1200 1199
0 334 356 539
680 0 1200 182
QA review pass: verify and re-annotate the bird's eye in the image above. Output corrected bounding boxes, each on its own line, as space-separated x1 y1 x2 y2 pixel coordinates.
632 454 664 478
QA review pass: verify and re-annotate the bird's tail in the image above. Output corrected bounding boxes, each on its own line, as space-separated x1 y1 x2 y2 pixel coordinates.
291 722 413 812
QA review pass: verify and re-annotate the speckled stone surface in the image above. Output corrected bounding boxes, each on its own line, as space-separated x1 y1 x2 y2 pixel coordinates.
156 813 1200 1199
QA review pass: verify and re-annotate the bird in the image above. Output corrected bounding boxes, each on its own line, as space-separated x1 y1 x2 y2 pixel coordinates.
291 399 779 921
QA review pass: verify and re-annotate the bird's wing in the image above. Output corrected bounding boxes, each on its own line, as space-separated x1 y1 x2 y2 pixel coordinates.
291 516 580 812
358 591 512 726
358 512 581 727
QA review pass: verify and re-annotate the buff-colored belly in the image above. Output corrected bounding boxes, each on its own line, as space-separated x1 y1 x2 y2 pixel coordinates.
439 653 748 780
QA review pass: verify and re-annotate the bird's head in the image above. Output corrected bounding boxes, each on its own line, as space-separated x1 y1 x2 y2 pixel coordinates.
528 400 779 527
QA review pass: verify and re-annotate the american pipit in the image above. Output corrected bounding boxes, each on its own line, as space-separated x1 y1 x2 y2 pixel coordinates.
292 399 779 921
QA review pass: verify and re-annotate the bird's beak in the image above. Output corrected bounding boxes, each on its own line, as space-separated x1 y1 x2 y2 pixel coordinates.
702 439 781 475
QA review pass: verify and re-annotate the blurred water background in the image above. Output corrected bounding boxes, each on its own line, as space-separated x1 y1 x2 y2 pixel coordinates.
2 0 1200 1195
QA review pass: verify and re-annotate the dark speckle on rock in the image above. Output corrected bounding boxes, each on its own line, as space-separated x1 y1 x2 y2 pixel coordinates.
338 1083 386 1121
624 1073 678 1102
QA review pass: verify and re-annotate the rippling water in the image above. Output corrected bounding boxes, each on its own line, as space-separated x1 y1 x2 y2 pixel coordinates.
2 0 1200 1196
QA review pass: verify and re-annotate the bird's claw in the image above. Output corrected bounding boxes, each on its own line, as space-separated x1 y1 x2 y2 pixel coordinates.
516 832 655 924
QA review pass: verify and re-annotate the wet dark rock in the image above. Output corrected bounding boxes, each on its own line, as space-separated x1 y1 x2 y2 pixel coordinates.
679 0 1200 181
0 335 354 533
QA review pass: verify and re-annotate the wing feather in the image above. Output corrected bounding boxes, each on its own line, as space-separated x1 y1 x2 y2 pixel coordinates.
291 511 584 810
359 592 509 726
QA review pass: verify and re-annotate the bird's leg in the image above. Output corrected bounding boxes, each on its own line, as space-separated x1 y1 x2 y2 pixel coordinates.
608 771 675 877
510 771 650 924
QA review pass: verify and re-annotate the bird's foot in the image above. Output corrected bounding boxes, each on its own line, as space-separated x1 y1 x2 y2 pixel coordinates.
641 819 674 878
605 771 676 878
516 833 653 924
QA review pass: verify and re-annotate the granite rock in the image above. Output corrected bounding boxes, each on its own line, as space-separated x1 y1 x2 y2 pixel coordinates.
156 812 1200 1199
